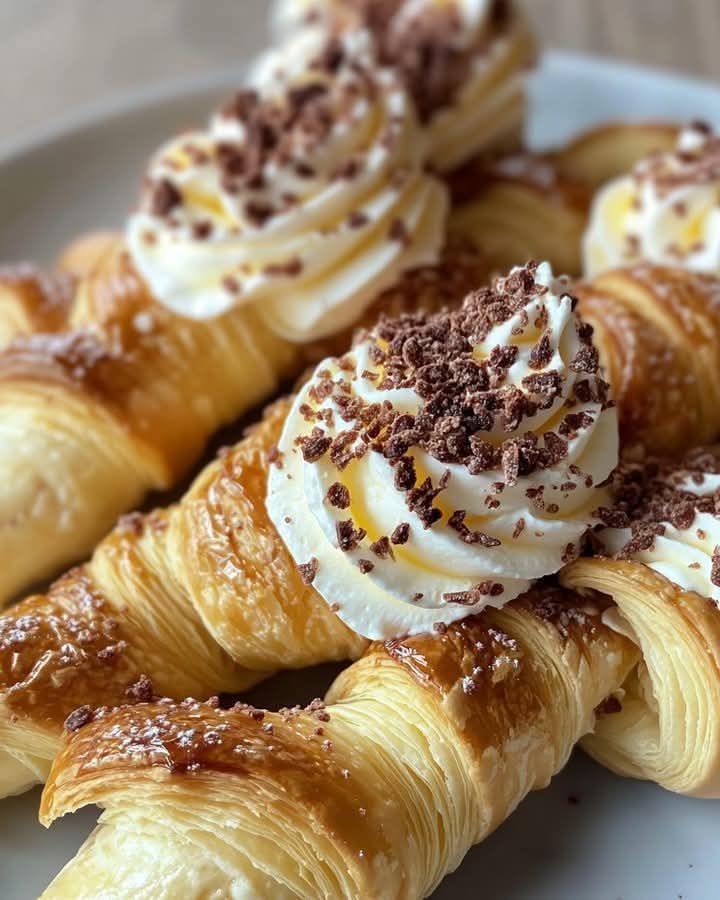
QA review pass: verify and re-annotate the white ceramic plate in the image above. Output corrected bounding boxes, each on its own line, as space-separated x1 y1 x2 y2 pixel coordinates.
2 51 720 900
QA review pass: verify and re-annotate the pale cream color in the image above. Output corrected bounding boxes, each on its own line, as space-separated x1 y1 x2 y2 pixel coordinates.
271 0 537 171
129 29 448 336
562 558 720 797
584 124 720 277
268 262 619 638
40 585 637 898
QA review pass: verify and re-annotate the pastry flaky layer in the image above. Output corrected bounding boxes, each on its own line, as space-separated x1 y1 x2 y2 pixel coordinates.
0 237 299 607
449 121 680 279
562 559 720 798
0 251 490 799
575 264 720 456
39 584 637 900
0 235 487 609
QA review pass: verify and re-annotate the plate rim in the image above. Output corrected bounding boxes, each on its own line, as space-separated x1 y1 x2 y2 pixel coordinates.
2 49 718 166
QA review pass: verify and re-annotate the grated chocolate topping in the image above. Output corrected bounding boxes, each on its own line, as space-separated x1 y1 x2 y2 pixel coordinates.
349 0 516 122
596 447 720 573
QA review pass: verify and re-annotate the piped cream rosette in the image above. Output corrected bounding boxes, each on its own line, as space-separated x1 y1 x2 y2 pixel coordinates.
272 0 537 172
584 122 720 277
268 261 618 639
127 29 448 339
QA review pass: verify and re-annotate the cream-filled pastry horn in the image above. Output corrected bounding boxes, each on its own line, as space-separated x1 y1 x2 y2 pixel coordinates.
562 448 720 797
584 121 720 276
0 28 452 607
128 28 448 335
270 0 537 172
268 260 618 638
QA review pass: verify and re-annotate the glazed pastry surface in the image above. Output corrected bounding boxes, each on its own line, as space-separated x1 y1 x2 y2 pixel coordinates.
40 584 637 899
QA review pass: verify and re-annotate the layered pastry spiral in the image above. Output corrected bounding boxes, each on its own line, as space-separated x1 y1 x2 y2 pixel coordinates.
596 449 720 605
127 29 447 337
562 449 720 797
584 122 720 276
268 261 618 638
272 0 537 172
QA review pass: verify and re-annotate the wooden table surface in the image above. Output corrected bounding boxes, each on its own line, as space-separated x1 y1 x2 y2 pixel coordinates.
1 0 718 149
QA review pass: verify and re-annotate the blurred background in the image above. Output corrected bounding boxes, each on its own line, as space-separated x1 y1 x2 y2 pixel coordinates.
1 0 718 147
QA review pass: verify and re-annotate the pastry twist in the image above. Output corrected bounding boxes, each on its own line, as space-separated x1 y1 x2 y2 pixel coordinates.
575 264 720 456
562 558 720 798
39 584 637 899
0 250 490 797
0 239 300 606
449 122 680 278
0 237 486 607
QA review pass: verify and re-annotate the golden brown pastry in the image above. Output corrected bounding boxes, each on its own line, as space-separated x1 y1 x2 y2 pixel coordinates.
575 263 720 456
449 121 681 279
552 120 680 191
0 242 299 608
39 584 638 900
448 153 591 277
0 260 616 798
0 264 74 346
0 28 455 607
562 448 720 797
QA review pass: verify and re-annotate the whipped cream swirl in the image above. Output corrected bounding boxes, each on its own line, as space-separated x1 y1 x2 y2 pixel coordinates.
127 29 448 338
272 0 537 172
267 261 618 639
584 123 720 277
597 448 720 604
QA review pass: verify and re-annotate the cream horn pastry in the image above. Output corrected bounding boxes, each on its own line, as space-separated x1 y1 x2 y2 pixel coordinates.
39 583 637 899
0 260 617 798
270 0 537 172
0 29 450 606
562 448 720 797
584 121 720 276
0 253 485 799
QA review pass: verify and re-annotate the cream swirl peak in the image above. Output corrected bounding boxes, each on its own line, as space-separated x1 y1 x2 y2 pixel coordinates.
584 122 720 277
597 448 720 604
272 0 537 172
127 30 448 337
267 261 618 639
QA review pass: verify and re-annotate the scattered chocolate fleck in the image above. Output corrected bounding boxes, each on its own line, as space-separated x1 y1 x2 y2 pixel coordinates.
359 559 375 574
150 178 182 217
337 519 367 552
391 522 411 545
327 482 351 509
64 705 94 733
298 557 319 585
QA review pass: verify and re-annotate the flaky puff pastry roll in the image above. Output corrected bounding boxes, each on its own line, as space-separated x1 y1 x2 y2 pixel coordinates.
575 264 720 456
562 448 720 797
0 28 457 606
449 122 680 278
0 251 490 799
0 240 300 607
0 231 117 346
562 559 720 798
39 585 638 900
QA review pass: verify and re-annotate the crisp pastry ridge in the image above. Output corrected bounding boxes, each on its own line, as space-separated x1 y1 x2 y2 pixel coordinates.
0 252 491 798
562 448 720 798
39 584 637 899
449 121 682 279
575 263 720 456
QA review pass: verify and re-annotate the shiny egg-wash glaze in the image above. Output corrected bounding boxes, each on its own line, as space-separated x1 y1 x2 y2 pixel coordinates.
40 585 637 899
